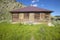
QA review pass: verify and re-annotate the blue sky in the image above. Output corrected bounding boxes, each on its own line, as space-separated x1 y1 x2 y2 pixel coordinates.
16 0 60 16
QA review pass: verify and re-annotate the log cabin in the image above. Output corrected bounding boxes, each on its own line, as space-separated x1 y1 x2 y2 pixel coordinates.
10 6 53 24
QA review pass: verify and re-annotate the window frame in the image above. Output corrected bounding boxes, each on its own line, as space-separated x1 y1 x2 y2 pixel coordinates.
24 13 29 19
34 13 40 20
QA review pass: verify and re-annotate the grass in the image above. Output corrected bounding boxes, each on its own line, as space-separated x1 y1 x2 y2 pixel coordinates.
0 22 60 40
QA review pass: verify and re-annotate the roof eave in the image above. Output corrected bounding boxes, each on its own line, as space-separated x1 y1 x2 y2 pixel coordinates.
10 11 53 13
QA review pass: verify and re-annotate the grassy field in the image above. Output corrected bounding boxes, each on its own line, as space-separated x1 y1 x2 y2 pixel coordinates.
0 22 60 40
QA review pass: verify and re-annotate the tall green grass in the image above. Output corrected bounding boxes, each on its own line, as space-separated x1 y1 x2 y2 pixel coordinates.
0 22 60 40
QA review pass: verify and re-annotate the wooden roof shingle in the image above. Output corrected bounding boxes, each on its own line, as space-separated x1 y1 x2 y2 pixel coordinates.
10 6 53 13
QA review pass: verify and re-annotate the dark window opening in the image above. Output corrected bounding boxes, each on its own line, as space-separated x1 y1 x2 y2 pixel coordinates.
12 13 19 22
34 13 40 22
45 16 49 20
24 13 29 19
34 13 40 19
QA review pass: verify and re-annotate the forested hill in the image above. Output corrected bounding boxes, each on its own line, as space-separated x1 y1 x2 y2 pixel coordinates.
0 0 25 21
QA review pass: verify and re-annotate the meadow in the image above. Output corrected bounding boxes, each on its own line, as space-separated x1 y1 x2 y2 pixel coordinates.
0 22 60 40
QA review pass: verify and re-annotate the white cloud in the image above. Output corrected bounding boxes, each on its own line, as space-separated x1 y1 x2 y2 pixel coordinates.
32 1 36 3
31 0 39 7
31 4 38 7
32 0 39 3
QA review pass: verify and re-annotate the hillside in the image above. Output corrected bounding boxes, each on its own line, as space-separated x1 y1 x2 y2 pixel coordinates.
0 0 25 21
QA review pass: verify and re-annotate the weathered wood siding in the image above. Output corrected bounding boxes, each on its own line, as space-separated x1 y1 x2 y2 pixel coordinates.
40 13 45 21
12 13 19 22
29 13 34 22
12 13 51 24
19 13 24 22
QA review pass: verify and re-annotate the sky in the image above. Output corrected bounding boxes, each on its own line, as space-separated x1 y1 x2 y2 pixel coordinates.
16 0 60 16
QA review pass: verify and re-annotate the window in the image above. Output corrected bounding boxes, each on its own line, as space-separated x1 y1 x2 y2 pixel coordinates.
24 13 29 19
12 13 19 22
12 14 19 18
45 13 49 16
34 13 40 22
34 13 40 19
45 16 49 20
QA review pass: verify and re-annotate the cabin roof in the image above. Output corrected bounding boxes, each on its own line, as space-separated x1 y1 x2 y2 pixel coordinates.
10 6 53 13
